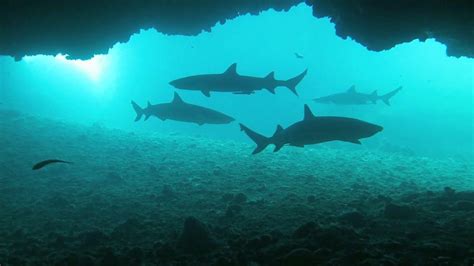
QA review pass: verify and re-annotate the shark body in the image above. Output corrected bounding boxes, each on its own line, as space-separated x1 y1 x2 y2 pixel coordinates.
314 85 402 106
240 105 383 154
131 92 234 126
169 63 307 97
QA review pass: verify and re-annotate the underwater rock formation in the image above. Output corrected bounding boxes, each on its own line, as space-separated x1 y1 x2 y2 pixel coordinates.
309 0 474 58
0 0 300 60
177 216 217 254
0 0 472 59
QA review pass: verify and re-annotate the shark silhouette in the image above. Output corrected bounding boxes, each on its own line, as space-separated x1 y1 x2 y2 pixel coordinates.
131 92 234 126
169 63 307 97
314 85 402 106
240 104 383 154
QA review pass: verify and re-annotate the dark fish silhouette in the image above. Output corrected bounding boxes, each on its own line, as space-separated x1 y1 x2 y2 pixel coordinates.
169 63 307 97
131 92 234 126
240 104 383 154
314 85 402 106
294 52 304 59
32 159 73 170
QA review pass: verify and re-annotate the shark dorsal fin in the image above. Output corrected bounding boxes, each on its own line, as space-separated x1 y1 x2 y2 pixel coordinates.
224 63 237 75
371 90 378 97
303 104 316 120
347 85 356 93
172 92 184 103
147 101 152 108
273 124 284 137
265 71 275 80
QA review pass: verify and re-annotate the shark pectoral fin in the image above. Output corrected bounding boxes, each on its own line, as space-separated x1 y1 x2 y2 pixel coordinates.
145 114 152 121
201 90 211 97
344 139 362 144
265 87 275 94
273 143 285 152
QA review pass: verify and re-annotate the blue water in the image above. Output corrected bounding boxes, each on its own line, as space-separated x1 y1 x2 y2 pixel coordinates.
1 4 472 159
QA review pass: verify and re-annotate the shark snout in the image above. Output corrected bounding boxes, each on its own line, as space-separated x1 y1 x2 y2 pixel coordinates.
169 80 178 87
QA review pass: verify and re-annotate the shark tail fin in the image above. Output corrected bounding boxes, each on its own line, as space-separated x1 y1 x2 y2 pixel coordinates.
380 86 402 106
239 123 271 155
131 101 144 122
284 69 307 96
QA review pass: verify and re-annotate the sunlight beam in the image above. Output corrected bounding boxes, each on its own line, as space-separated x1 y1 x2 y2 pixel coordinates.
55 54 106 82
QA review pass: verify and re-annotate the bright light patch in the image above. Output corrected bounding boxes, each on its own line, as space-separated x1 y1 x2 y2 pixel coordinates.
55 54 106 82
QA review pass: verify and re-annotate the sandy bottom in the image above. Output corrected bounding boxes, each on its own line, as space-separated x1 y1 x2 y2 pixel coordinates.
1 110 473 265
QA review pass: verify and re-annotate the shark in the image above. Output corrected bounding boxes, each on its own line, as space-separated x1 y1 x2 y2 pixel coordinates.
131 92 234 126
239 104 383 154
313 85 402 106
169 63 307 97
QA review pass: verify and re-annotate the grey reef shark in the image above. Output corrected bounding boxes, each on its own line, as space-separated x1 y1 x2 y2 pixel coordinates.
169 63 307 97
314 85 402 106
240 104 383 154
131 92 234 126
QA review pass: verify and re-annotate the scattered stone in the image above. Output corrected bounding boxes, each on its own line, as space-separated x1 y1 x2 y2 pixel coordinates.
452 200 474 211
56 253 95 266
111 218 142 240
246 234 274 250
312 248 332 262
52 234 66 248
221 193 234 202
270 229 284 241
307 195 316 203
177 216 217 253
213 168 224 176
339 211 366 228
78 230 109 248
444 186 456 197
376 194 392 203
161 184 176 198
154 242 176 260
47 194 70 209
415 242 442 255
215 256 234 266
246 176 258 183
279 248 313 266
341 250 373 264
105 171 123 183
454 191 474 202
317 226 360 250
256 184 267 192
148 165 161 178
293 221 318 239
384 203 416 219
127 247 144 264
225 204 242 218
233 193 248 204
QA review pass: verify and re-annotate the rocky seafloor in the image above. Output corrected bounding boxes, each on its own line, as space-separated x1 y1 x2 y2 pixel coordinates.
1 109 473 265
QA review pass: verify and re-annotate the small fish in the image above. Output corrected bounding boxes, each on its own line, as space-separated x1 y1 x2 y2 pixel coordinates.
294 52 304 59
32 159 73 170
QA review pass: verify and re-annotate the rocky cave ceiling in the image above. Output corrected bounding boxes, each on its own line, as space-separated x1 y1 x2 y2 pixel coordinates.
0 0 472 60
